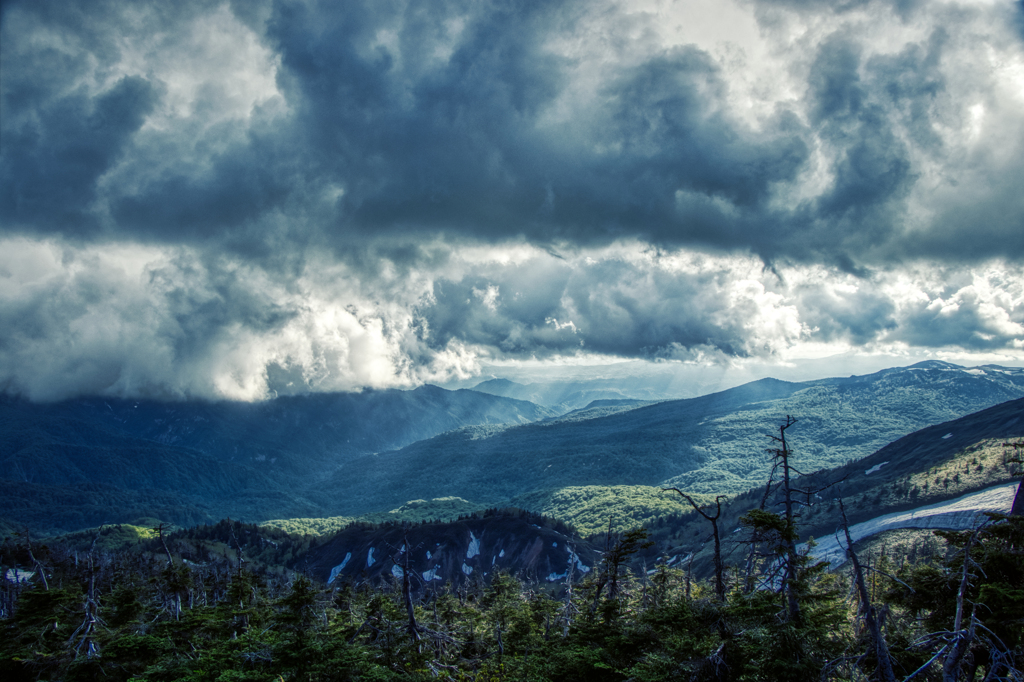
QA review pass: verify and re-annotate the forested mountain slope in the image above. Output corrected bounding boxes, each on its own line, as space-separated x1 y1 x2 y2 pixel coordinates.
0 386 555 476
0 387 556 533
655 395 1024 579
304 509 600 588
323 362 1024 513
4 362 1023 535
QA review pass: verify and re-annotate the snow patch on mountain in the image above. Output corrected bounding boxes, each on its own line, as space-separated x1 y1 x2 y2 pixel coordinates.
568 547 591 574
328 553 352 584
810 481 1019 567
5 569 35 583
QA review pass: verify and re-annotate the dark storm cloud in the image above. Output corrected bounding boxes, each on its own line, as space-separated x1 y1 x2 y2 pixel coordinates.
2 0 1024 401
0 0 817 260
263 5 812 254
1 75 159 231
267 0 567 235
584 49 808 238
804 34 914 243
417 252 813 361
795 280 898 345
4 0 1023 267
110 131 294 241
0 241 305 401
419 258 576 356
0 0 264 235
555 258 759 357
894 290 1024 350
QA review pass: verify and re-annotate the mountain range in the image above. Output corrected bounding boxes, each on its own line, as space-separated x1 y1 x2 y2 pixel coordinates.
322 361 1024 512
2 361 1023 535
470 377 674 413
0 386 555 532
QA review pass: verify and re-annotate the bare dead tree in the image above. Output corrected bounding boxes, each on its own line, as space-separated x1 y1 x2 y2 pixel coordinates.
685 550 698 600
589 519 652 617
561 541 581 636
69 528 105 660
400 529 421 648
741 518 777 595
155 523 174 567
589 518 614 616
664 488 728 601
382 528 423 648
767 415 802 623
942 529 980 682
902 527 986 682
22 528 49 592
837 498 896 682
229 526 247 577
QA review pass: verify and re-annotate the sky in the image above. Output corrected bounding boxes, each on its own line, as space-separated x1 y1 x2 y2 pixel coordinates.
2 0 1024 402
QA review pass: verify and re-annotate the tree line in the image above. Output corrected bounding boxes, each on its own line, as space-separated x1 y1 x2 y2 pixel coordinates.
0 424 1021 681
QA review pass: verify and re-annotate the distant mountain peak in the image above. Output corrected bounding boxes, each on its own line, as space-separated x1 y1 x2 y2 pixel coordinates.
582 399 644 409
907 360 964 370
473 378 524 390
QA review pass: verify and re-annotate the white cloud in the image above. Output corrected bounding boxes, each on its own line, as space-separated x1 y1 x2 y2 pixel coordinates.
3 235 1023 400
4 0 1024 399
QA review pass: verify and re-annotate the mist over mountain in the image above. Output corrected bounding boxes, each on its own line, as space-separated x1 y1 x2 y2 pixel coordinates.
0 386 556 532
471 377 682 412
1 385 555 476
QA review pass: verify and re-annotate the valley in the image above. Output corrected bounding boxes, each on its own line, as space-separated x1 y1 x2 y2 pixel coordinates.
2 361 1024 536
2 361 1024 681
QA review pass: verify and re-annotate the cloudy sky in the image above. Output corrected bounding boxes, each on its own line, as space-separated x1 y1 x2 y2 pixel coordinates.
2 0 1024 402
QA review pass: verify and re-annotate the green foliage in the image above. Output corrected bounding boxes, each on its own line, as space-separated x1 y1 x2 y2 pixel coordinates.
321 369 1024 517
265 488 705 542
263 497 485 536
259 515 353 536
50 523 160 552
367 497 485 524
511 486 708 537
739 508 792 538
5 366 1024 539
888 515 1024 652
1 508 1022 681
